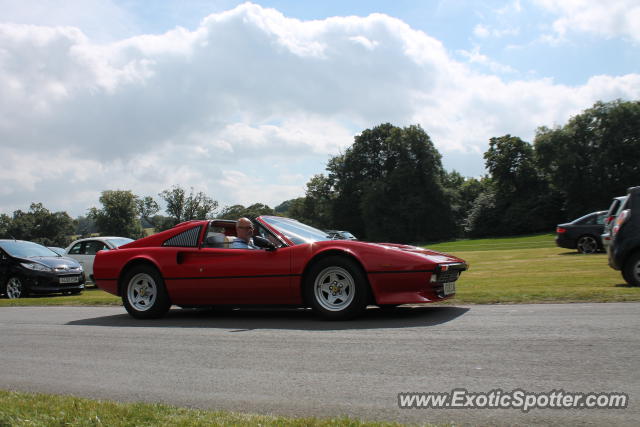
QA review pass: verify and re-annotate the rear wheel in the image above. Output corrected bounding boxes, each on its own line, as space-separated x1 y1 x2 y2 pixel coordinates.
4 277 26 299
577 235 598 254
622 252 640 286
304 256 369 320
122 266 171 319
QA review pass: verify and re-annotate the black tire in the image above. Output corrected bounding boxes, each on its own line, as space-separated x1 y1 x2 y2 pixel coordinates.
304 256 370 320
576 235 599 254
121 265 171 319
622 252 640 286
3 276 27 299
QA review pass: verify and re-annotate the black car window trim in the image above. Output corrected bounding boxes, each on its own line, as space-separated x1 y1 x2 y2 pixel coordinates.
163 225 203 248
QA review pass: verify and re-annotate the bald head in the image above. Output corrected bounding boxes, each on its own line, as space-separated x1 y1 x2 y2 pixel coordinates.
236 217 254 242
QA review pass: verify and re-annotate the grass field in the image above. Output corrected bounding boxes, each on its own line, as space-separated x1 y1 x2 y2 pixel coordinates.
426 233 639 303
0 233 637 307
0 390 416 427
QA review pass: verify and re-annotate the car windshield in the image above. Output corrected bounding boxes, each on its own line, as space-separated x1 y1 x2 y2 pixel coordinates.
261 216 333 245
0 240 59 258
106 237 134 248
341 232 356 239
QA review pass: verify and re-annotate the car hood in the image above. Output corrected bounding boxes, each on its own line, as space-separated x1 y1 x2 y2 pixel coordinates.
18 256 82 269
371 242 466 264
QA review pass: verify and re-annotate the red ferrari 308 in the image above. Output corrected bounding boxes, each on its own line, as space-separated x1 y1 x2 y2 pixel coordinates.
94 216 468 320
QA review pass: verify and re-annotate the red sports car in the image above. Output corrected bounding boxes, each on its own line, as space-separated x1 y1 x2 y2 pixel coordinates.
94 216 468 320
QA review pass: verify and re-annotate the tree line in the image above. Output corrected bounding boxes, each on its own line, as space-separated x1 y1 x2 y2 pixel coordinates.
1 99 639 246
279 99 640 241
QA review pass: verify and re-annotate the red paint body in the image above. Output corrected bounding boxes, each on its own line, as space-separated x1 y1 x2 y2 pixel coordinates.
94 216 467 307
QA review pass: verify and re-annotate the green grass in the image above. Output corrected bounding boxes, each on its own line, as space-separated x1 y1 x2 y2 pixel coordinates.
2 233 638 306
0 287 120 307
424 233 640 304
425 233 556 252
0 390 420 427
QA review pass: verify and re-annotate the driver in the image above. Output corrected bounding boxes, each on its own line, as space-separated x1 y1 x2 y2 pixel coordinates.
231 217 259 250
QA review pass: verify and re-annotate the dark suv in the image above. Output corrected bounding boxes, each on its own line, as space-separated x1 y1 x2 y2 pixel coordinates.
608 186 640 286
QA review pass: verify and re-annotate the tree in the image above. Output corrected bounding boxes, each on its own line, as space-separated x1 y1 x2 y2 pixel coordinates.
535 100 640 220
75 215 97 237
136 196 160 228
88 190 144 239
442 171 489 236
158 186 218 229
466 135 558 237
276 197 306 221
328 123 455 243
1 203 75 246
218 203 275 220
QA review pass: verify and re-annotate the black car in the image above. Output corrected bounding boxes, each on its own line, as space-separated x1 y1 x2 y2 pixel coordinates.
608 186 640 285
555 211 607 254
0 240 85 299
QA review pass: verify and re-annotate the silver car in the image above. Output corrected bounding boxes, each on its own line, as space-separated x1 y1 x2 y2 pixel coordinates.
65 237 133 283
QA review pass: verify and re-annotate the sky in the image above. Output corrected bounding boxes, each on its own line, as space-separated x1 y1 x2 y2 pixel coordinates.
0 0 639 218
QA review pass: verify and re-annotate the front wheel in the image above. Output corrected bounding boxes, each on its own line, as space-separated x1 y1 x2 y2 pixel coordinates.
622 252 640 286
304 256 370 320
122 266 171 319
577 235 598 254
4 277 27 299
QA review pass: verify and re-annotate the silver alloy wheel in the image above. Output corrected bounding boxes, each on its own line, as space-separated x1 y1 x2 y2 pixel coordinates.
6 277 23 299
313 266 355 312
577 236 598 254
127 272 158 312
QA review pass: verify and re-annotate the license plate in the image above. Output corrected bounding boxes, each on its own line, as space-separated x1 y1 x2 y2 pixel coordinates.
443 282 456 296
60 276 79 284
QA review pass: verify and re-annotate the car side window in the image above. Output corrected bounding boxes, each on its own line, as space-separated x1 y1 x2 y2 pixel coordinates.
580 215 595 225
255 223 284 248
596 214 606 225
69 242 84 255
85 241 106 255
163 226 203 247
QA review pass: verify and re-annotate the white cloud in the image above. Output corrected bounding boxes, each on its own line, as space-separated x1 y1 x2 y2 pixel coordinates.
457 47 517 74
0 2 639 216
533 0 640 43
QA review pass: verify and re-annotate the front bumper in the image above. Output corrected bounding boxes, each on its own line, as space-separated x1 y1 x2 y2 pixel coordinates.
23 271 86 294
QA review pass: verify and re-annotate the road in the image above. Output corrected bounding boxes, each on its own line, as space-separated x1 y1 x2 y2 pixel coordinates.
0 303 638 426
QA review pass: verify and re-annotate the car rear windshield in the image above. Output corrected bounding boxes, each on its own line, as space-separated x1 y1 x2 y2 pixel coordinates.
0 240 59 258
106 237 134 248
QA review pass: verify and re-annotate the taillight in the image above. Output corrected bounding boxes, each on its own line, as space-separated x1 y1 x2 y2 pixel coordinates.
605 216 614 226
612 209 630 237
556 227 566 233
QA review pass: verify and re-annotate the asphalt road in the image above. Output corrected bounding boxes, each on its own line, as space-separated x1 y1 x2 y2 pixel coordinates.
1 303 639 426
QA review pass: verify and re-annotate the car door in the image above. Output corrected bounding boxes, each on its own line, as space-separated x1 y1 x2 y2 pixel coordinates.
169 246 295 305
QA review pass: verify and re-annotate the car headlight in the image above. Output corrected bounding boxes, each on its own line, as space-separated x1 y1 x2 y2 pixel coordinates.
21 262 53 272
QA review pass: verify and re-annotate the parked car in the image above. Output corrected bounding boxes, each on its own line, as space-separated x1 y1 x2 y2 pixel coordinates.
0 240 85 298
65 237 133 283
555 211 607 254
93 216 468 320
608 186 640 285
325 230 357 240
601 196 628 252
